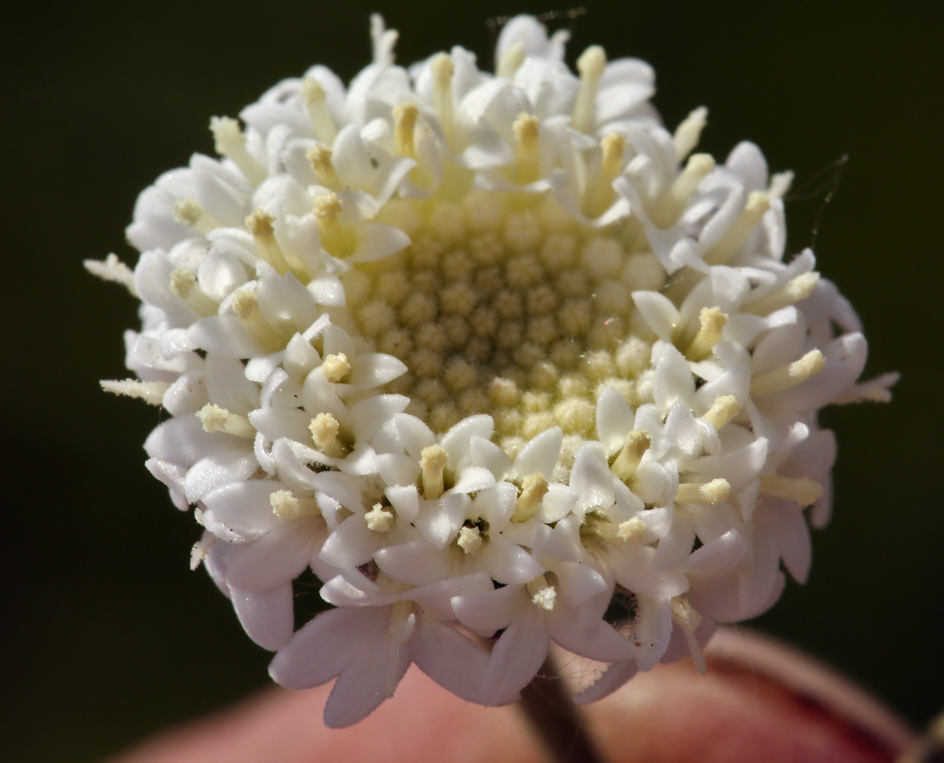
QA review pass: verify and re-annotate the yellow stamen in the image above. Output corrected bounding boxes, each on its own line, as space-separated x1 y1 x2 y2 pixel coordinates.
99 379 169 405
513 113 541 184
617 516 647 542
750 349 825 396
246 209 291 274
197 403 256 438
309 412 347 458
306 144 342 190
684 307 728 361
270 489 320 519
231 288 284 351
573 45 606 134
169 269 219 316
760 475 824 506
321 353 351 383
173 197 221 236
673 107 708 162
365 502 395 532
457 525 482 553
431 53 455 148
527 575 557 610
300 77 337 145
313 193 346 257
420 444 448 500
393 103 419 159
512 474 549 523
83 254 137 296
611 430 650 482
675 479 730 505
671 596 706 674
705 190 770 264
651 153 715 229
209 116 266 186
497 40 525 79
702 395 740 430
585 132 628 218
745 272 820 315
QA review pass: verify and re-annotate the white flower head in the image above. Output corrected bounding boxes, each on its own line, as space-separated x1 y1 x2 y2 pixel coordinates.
89 13 895 726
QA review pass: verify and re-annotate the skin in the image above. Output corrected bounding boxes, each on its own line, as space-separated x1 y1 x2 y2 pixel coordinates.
107 629 914 763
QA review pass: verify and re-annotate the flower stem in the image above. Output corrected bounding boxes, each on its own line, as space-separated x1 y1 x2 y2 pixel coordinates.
517 653 605 763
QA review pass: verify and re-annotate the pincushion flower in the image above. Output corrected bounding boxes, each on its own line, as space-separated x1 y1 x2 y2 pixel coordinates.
88 14 895 729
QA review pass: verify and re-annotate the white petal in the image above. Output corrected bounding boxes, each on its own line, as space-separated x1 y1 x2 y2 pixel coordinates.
595 387 635 453
511 426 562 478
631 291 679 342
410 619 488 704
270 606 385 689
683 529 746 574
374 540 450 585
201 480 284 539
440 415 494 469
319 514 379 568
573 660 638 705
226 518 320 590
481 606 549 706
231 583 294 651
483 535 544 584
570 444 616 515
349 353 407 391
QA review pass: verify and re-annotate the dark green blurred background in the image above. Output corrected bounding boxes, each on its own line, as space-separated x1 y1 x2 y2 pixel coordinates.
2 1 941 760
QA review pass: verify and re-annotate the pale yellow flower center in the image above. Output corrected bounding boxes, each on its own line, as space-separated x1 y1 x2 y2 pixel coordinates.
341 192 667 456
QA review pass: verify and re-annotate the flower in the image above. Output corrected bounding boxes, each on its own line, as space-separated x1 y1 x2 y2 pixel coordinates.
88 14 895 728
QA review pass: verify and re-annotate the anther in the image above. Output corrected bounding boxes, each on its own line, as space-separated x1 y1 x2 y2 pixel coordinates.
513 474 549 523
231 288 284 352
173 197 222 236
760 475 824 506
420 444 449 500
309 412 348 458
527 575 557 611
705 190 771 264
320 353 350 383
750 349 825 396
370 13 398 67
313 193 346 257
83 254 137 296
306 144 342 190
673 107 708 162
270 489 320 520
573 45 607 134
365 502 395 532
197 403 256 438
393 103 419 159
745 272 820 315
170 269 219 316
617 516 647 542
496 40 525 79
585 132 628 218
99 379 169 405
209 116 266 186
675 478 730 505
190 535 214 570
431 53 455 148
300 77 337 145
245 209 293 275
651 153 716 229
457 525 482 553
611 430 650 482
684 307 728 360
513 113 541 184
671 597 707 674
702 395 741 430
